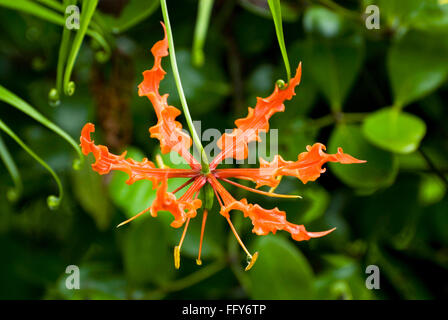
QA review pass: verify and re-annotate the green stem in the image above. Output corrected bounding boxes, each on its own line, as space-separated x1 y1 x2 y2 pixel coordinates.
192 0 215 67
0 119 63 209
268 0 291 82
0 85 83 169
35 0 64 12
0 134 23 201
160 0 210 173
49 0 76 106
63 0 99 96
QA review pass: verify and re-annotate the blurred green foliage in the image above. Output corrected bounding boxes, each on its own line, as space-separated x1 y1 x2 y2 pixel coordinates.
0 0 447 300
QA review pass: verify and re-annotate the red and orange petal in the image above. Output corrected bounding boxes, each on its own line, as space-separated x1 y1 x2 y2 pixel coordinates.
137 22 200 170
211 63 302 168
222 199 335 241
208 175 333 241
276 143 366 184
80 123 198 186
150 178 203 228
215 143 366 188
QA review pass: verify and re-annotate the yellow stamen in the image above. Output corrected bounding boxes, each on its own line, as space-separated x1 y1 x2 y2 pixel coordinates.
174 246 181 269
226 216 258 271
174 217 190 269
245 251 259 271
196 209 208 266
116 207 151 228
269 176 283 193
156 154 166 168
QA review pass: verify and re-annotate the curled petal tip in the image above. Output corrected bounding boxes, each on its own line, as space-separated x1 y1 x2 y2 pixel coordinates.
336 147 367 164
80 123 96 155
307 227 336 238
81 122 95 139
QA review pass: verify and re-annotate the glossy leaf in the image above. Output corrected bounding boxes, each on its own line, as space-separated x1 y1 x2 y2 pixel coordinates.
249 235 315 299
329 124 398 189
315 254 374 300
303 5 348 38
388 31 448 107
72 154 111 230
300 34 364 111
364 0 426 28
122 218 174 285
362 108 426 154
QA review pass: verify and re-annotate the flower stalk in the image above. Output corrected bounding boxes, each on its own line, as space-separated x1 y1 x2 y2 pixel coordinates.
160 0 210 174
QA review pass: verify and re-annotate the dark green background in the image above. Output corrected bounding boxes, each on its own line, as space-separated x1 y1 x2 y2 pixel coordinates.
0 0 447 299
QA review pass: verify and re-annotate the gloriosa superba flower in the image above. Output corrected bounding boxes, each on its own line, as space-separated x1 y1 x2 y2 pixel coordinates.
80 23 365 271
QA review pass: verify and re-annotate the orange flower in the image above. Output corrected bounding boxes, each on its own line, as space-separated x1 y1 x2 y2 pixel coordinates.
80 23 365 271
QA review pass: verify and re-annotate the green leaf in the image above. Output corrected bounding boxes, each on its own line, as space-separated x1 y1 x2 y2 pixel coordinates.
268 0 291 82
368 243 433 299
96 0 159 34
0 134 22 201
72 154 111 230
0 85 83 168
388 31 448 107
52 263 127 300
0 0 109 61
303 5 348 38
362 108 426 154
192 0 214 67
412 0 448 33
235 11 275 56
122 217 174 285
238 0 300 22
315 254 374 300
300 34 364 111
418 174 446 206
328 124 398 189
0 0 65 25
281 185 330 225
0 119 63 209
364 0 426 29
248 235 315 299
